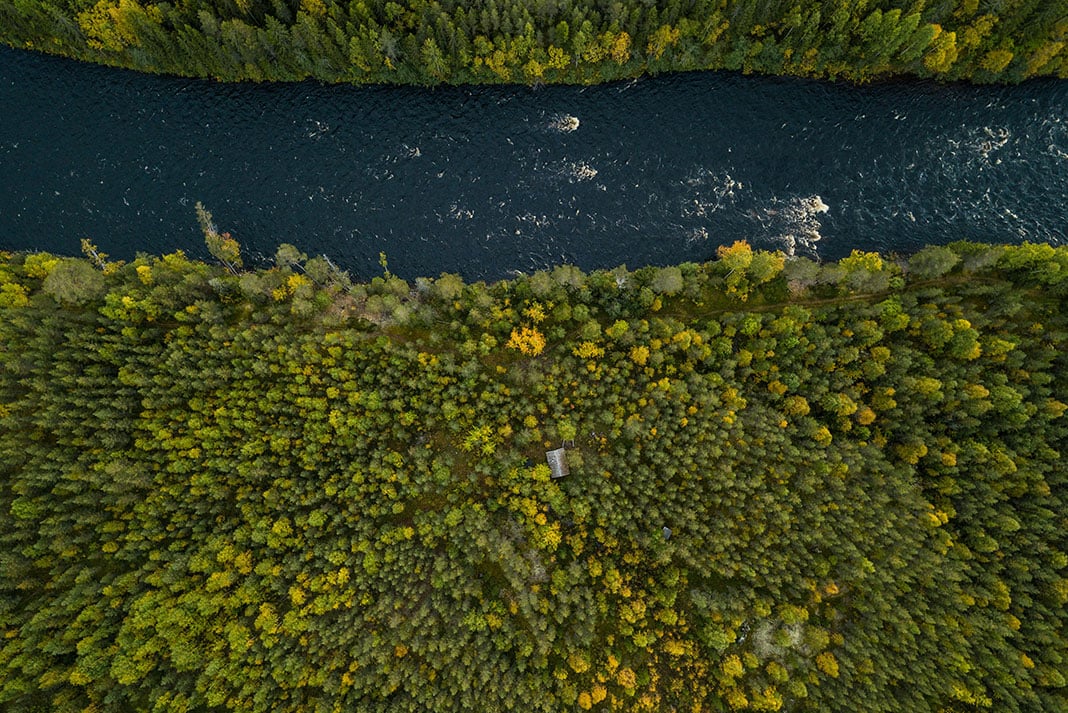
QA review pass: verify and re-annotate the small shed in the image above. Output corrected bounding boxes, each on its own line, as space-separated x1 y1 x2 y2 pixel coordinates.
546 448 570 479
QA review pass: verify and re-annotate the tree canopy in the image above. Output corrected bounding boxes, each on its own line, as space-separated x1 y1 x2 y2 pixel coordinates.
2 0 1066 84
1 239 1066 712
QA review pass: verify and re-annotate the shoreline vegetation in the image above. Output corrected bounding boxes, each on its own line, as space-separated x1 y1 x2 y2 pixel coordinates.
1 232 1066 712
1 0 1066 85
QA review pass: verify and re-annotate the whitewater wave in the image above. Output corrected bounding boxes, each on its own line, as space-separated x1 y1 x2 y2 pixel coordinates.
941 126 1011 166
557 161 598 181
448 204 474 220
549 114 580 132
304 119 330 139
681 169 743 218
749 194 829 256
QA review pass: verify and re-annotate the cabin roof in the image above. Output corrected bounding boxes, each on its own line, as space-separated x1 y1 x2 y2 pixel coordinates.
546 448 570 478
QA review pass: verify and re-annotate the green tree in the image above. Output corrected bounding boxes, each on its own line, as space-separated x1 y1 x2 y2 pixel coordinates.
42 258 106 303
196 202 242 273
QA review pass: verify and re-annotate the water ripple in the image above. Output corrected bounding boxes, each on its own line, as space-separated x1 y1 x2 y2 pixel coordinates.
1 47 1066 280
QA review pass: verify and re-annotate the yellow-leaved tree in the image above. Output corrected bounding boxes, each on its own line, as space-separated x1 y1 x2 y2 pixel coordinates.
507 326 546 356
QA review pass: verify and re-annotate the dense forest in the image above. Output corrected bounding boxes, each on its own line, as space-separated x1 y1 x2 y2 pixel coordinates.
1 0 1066 84
0 232 1066 712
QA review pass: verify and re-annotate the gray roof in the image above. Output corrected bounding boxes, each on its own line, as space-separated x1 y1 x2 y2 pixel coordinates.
546 448 569 478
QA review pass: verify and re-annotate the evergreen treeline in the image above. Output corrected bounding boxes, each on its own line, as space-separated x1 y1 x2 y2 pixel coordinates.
1 0 1066 84
1 236 1067 712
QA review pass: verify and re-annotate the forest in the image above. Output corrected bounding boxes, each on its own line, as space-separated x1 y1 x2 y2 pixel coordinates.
1 0 1066 84
0 232 1066 712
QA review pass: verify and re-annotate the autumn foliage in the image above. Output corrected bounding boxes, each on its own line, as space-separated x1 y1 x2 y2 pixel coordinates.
0 240 1066 712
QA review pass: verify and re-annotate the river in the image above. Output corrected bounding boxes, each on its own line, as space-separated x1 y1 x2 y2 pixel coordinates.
1 46 1065 280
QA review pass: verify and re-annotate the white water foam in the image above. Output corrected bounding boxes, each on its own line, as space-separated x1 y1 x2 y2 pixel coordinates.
942 126 1010 165
686 226 709 245
681 169 743 218
304 119 330 139
558 161 597 181
516 211 552 228
749 194 829 257
448 204 474 220
549 114 580 132
1042 114 1068 160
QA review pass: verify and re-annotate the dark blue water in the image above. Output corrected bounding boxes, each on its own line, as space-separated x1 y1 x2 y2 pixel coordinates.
1 47 1066 281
